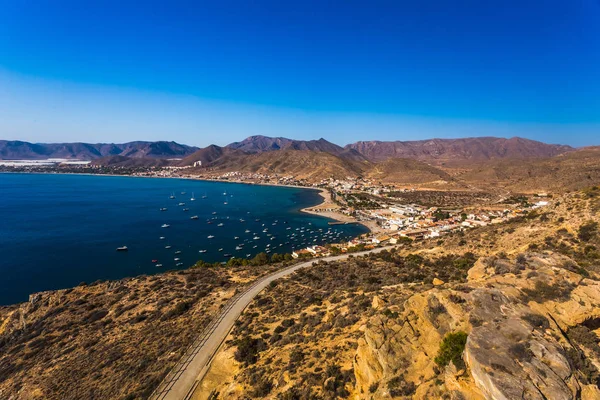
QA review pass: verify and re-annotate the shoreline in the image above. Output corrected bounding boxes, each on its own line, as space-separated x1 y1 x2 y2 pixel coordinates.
2 170 375 233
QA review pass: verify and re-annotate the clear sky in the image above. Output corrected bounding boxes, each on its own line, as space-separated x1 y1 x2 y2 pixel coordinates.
1 0 599 147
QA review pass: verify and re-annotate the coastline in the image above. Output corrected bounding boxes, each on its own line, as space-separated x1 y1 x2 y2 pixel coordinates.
2 170 376 233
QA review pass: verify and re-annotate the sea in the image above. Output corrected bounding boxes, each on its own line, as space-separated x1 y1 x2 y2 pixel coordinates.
0 173 368 305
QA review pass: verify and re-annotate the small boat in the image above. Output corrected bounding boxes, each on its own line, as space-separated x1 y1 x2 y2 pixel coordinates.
152 259 158 263
224 253 231 257
183 208 189 211
235 246 243 250
207 235 214 239
239 219 245 222
218 248 223 252
169 192 175 199
253 236 260 240
246 254 251 257
160 207 168 211
224 202 228 205
116 246 128 251
155 263 163 267
199 249 207 253
174 250 181 254
223 191 227 196
174 257 180 261
159 236 165 240
202 193 207 199
207 221 213 224
165 245 172 249
212 211 217 215
181 191 186 195
190 193 195 201
176 262 184 267
234 236 239 240
161 224 170 228
191 215 199 220
245 229 251 233
178 202 185 206
218 223 224 227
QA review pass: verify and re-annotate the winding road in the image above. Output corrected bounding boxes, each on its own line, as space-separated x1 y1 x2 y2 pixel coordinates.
149 246 392 400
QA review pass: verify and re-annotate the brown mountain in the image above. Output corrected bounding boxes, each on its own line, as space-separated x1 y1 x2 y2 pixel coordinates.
226 135 349 156
199 149 369 181
0 140 198 160
345 137 573 163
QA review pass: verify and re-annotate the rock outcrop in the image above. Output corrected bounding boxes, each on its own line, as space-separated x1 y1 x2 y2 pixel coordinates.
354 252 600 399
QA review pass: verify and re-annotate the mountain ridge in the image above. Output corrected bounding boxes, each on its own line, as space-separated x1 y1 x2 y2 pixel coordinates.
0 140 199 160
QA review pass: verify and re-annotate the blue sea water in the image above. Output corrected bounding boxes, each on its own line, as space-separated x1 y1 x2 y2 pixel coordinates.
0 173 368 305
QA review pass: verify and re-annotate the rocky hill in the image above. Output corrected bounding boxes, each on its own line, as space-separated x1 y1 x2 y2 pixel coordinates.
226 136 346 155
345 137 573 163
197 149 370 181
0 140 198 160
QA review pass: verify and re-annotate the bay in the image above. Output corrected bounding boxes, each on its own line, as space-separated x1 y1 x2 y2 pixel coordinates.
0 173 368 305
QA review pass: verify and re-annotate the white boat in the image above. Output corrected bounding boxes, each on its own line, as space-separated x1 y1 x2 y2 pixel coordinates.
207 235 214 239
224 202 228 205
246 254 251 257
245 229 251 233
253 236 260 240
165 245 172 249
191 215 199 219
183 208 189 211
156 263 163 267
199 249 207 253
202 193 207 199
174 257 180 261
212 211 217 215
235 246 243 250
181 191 186 195
169 192 175 199
176 262 184 267
161 224 170 228
190 193 195 201
159 236 165 240
234 236 239 240
218 248 223 252
174 250 181 254
116 246 128 252
160 207 167 211
178 202 185 206
218 223 224 227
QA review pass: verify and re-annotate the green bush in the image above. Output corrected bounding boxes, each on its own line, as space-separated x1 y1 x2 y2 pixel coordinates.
434 331 468 369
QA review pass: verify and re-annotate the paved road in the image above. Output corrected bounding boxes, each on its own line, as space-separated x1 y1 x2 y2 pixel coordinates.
149 246 392 400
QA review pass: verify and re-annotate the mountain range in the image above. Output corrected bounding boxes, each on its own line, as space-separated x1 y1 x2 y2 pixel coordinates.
4 135 597 192
0 140 198 160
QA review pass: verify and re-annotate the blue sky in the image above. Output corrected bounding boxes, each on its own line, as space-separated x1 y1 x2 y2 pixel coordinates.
0 0 599 147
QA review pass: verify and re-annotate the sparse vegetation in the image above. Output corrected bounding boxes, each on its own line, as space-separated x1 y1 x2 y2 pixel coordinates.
434 332 468 369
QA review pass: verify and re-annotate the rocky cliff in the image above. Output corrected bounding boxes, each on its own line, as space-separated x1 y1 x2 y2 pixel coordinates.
354 252 600 399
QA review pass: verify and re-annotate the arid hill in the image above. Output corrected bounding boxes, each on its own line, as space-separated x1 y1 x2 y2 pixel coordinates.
457 146 600 193
345 136 572 163
197 149 370 181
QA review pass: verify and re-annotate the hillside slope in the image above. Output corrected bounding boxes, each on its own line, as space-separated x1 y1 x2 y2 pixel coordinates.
346 137 573 163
